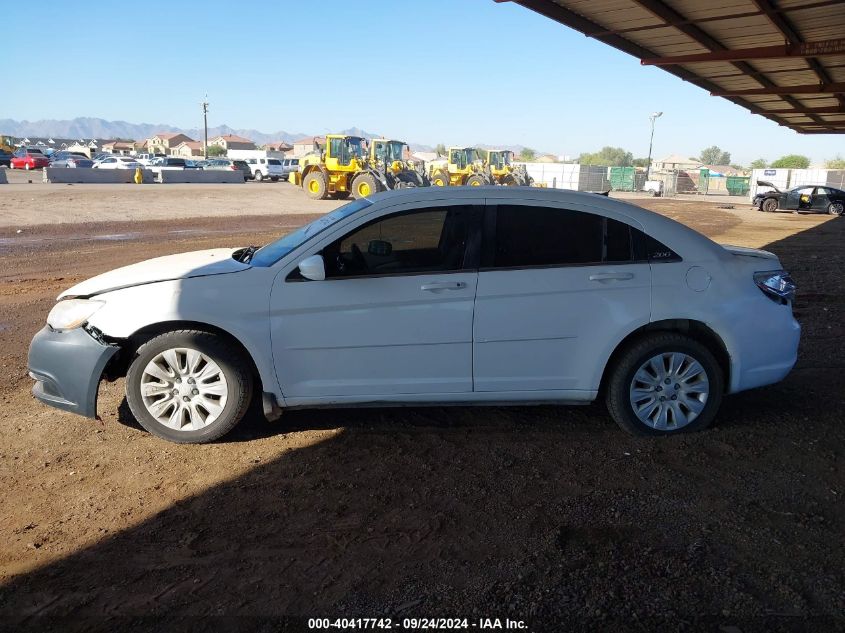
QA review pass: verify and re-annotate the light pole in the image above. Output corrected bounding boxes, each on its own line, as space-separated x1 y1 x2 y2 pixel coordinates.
201 96 209 159
645 111 662 180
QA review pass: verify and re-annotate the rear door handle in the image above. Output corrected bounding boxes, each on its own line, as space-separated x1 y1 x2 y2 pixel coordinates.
589 272 634 282
421 281 467 291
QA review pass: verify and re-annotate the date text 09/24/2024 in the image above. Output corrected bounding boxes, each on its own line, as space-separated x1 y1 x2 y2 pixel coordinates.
307 617 529 630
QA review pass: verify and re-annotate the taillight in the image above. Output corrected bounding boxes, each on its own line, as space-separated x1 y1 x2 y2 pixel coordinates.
754 270 796 303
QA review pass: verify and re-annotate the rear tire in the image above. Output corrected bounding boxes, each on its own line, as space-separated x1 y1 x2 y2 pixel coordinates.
303 171 328 200
125 330 253 444
270 176 279 182
762 198 777 213
24 163 31 171
828 201 844 216
605 332 723 437
466 174 487 187
431 171 449 187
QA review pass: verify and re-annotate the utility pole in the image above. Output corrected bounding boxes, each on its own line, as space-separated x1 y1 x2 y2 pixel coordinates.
201 96 209 159
645 111 662 180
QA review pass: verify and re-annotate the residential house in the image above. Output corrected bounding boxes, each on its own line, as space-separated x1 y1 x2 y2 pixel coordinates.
263 141 293 153
101 140 136 155
208 134 256 152
291 136 325 158
146 133 194 155
171 141 205 158
652 154 703 172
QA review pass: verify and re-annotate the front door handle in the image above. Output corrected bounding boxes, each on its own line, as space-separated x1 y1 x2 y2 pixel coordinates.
421 281 467 291
589 272 634 282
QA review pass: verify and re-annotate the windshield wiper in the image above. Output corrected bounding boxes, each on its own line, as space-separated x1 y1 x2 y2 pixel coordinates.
235 245 260 263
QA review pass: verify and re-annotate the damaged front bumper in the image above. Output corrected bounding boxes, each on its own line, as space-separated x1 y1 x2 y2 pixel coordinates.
28 326 118 418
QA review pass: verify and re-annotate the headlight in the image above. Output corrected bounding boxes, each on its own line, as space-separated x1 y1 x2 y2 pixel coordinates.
47 299 105 331
754 270 796 303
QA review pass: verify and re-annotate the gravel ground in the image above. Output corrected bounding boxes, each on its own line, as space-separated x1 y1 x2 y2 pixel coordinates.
0 191 842 632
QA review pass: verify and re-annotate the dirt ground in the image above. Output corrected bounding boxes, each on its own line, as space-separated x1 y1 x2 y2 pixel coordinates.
0 188 842 632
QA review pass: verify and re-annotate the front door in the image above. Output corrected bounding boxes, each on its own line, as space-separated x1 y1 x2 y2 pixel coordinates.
473 202 652 393
270 203 482 400
786 186 814 210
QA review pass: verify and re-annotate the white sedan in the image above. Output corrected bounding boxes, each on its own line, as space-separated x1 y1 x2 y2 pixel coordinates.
28 188 800 443
93 156 141 169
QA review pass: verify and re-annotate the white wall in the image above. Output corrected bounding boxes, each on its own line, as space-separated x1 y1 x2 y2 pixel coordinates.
749 168 790 200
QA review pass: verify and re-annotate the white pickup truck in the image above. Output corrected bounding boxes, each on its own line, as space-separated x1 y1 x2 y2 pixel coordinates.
245 157 284 182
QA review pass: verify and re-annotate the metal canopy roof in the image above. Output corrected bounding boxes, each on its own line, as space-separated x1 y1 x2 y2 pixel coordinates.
504 0 845 134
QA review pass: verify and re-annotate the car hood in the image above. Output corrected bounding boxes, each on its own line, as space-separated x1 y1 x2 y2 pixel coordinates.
59 248 250 299
720 244 779 261
756 180 782 193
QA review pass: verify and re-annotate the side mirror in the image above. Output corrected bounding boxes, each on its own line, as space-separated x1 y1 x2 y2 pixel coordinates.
368 240 392 256
297 254 325 281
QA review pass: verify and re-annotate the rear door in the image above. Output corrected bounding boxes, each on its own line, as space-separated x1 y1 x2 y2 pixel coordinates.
473 201 652 394
811 187 831 213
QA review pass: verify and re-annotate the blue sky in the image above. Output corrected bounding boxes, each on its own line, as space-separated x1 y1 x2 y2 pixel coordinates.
5 0 843 165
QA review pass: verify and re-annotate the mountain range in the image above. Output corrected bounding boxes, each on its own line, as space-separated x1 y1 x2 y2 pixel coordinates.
0 117 542 155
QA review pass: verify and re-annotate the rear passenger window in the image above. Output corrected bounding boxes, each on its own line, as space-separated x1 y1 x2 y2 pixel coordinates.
493 205 638 267
631 228 681 262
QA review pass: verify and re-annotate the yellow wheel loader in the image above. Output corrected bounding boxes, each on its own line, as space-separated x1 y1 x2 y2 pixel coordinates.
292 135 429 200
427 147 493 187
369 138 429 189
482 149 534 186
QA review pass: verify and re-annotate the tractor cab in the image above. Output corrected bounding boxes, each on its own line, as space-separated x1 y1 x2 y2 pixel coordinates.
325 135 367 171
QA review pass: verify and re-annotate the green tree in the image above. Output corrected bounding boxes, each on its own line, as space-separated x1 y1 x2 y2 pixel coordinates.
699 145 731 165
749 158 767 169
632 157 649 168
207 145 226 157
518 147 536 161
434 143 446 157
578 146 633 166
770 154 810 169
824 155 845 169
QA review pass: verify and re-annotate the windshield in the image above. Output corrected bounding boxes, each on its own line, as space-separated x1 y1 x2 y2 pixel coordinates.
249 198 373 267
375 141 405 162
347 137 366 158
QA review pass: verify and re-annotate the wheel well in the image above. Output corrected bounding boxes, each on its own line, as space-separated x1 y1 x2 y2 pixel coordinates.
104 321 261 389
598 319 731 396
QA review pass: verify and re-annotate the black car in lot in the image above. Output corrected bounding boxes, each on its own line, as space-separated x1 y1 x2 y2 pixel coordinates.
753 181 844 216
0 150 11 167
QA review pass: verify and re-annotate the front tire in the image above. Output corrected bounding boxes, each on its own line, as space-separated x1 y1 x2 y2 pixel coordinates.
828 201 844 216
126 330 253 444
762 198 778 213
24 163 31 171
254 171 263 182
605 333 723 436
466 174 487 187
303 171 328 199
351 172 379 199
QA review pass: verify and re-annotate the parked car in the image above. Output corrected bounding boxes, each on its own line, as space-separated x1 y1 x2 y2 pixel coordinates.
281 158 300 176
202 158 250 181
0 150 11 167
753 181 844 216
10 148 50 170
134 153 164 166
149 157 198 169
245 157 284 181
93 156 141 170
49 151 94 168
28 187 800 444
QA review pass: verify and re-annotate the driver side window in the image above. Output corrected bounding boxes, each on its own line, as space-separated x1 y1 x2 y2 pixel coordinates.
323 206 475 278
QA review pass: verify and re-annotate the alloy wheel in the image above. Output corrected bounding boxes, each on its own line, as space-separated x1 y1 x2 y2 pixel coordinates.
629 352 709 430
